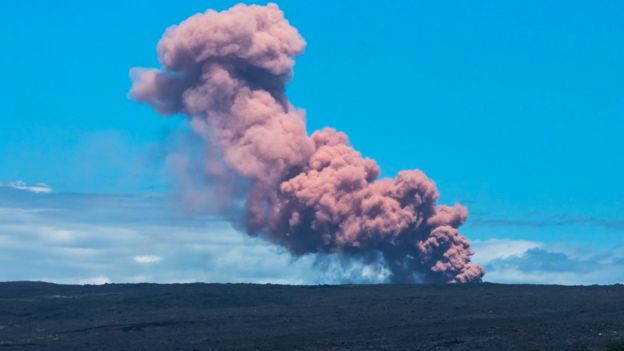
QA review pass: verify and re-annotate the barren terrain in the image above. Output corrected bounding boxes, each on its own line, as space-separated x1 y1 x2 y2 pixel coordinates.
0 282 623 350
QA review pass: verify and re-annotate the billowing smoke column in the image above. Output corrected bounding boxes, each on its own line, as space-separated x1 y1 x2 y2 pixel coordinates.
130 3 485 283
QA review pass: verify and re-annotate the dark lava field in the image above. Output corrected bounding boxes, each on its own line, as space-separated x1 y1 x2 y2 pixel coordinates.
0 282 623 350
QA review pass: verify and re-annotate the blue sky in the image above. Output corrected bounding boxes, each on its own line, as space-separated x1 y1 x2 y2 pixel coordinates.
1 1 623 284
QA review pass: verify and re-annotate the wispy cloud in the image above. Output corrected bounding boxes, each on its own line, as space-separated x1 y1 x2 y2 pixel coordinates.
1 185 623 285
472 239 543 265
0 181 53 194
134 255 162 264
0 188 387 285
470 214 624 230
475 240 624 285
79 276 111 285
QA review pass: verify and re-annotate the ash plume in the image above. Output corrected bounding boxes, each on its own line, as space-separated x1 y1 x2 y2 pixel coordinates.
130 3 484 283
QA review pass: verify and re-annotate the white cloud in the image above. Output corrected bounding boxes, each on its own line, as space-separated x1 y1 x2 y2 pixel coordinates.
472 238 543 265
40 227 75 242
0 192 377 284
80 275 111 285
483 265 624 285
134 255 162 264
477 243 624 285
0 189 622 285
125 275 151 283
1 181 53 193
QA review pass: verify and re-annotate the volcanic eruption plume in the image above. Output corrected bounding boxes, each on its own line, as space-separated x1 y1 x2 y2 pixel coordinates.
130 3 485 283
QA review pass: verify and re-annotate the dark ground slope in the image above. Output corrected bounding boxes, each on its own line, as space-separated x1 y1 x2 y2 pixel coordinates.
0 282 623 350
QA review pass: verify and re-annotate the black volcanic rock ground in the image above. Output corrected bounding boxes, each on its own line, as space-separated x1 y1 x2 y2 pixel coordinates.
0 282 623 350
